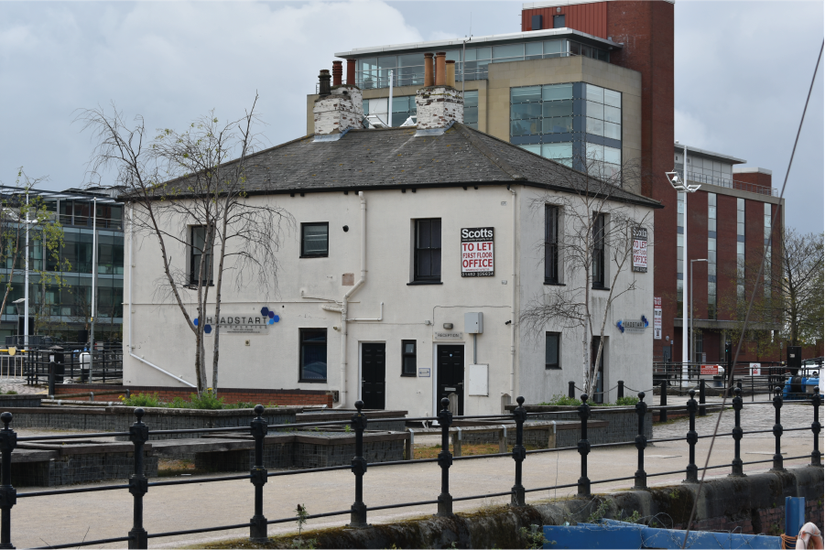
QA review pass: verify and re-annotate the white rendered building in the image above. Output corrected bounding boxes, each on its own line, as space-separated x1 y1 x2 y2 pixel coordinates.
123 66 659 415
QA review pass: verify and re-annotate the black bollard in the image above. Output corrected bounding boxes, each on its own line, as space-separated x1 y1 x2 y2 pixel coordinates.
128 408 149 549
684 390 698 483
568 381 575 399
811 387 822 467
659 380 668 423
699 379 707 416
577 394 591 497
730 387 745 477
771 388 785 471
634 392 648 489
511 396 527 507
0 413 16 550
249 405 268 542
437 397 453 517
617 380 624 400
350 401 368 527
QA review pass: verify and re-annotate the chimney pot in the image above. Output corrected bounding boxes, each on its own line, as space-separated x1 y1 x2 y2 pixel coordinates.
332 61 343 86
424 53 434 87
446 60 456 88
346 58 356 86
318 69 331 97
435 52 446 86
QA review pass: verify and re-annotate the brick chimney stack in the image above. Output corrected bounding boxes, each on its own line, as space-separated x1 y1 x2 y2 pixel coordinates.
415 52 464 131
313 66 364 136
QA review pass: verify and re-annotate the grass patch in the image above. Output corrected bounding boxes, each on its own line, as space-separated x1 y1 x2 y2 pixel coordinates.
157 458 211 477
414 442 540 459
120 391 273 410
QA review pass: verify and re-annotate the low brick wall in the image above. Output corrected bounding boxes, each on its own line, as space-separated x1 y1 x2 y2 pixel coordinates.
507 405 654 443
9 443 158 487
52 384 333 408
0 395 42 408
181 431 408 471
2 405 299 438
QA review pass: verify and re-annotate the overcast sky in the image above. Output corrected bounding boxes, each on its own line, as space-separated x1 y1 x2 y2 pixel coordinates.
1 1 822 234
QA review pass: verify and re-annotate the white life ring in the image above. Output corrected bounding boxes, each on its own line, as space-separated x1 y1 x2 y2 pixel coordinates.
796 522 823 549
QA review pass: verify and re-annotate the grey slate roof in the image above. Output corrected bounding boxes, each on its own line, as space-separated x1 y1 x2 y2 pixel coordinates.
134 123 662 209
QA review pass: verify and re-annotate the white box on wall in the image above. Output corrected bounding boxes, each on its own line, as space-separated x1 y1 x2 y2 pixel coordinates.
468 364 488 396
465 312 483 334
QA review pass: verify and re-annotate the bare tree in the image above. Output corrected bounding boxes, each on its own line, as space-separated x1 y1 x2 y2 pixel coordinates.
520 159 653 400
77 97 291 394
718 228 823 358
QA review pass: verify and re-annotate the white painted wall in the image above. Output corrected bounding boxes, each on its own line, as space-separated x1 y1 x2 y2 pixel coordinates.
124 182 654 414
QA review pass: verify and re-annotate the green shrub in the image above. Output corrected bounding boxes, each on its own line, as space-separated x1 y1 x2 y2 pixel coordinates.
188 390 225 409
539 393 582 406
165 396 190 408
121 392 162 408
616 396 639 407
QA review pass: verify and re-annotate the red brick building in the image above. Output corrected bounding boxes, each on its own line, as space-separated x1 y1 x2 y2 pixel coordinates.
522 1 783 365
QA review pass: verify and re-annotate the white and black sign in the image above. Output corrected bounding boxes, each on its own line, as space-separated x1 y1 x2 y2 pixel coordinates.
653 296 662 340
632 227 648 273
461 227 495 277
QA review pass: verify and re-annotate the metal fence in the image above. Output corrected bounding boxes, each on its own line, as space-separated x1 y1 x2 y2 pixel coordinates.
21 341 122 387
0 387 820 548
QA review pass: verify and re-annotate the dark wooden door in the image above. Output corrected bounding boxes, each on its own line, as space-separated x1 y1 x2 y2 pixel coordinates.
437 345 464 415
361 343 386 410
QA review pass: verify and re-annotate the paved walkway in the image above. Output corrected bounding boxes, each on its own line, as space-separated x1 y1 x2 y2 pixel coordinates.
1 382 821 548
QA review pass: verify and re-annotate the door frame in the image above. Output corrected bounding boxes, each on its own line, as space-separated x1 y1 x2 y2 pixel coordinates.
432 343 465 416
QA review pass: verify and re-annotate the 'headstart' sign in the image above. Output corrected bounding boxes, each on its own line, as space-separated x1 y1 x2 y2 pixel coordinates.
461 227 495 277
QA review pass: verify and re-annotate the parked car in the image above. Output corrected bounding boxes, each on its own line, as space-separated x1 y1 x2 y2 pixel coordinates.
782 358 820 400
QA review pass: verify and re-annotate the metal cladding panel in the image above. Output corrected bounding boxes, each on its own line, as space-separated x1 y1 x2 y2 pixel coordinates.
522 3 608 38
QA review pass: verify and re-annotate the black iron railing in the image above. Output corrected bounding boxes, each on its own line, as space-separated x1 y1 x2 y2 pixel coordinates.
0 388 820 549
22 341 122 388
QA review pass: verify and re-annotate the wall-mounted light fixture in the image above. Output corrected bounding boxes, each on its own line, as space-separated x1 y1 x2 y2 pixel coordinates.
443 323 453 330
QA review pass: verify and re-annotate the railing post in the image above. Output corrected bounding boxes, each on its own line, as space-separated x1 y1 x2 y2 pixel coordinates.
811 387 821 467
617 380 624 400
350 401 368 527
698 379 707 416
128 408 149 549
511 396 526 507
249 404 268 542
577 394 591 497
0 413 17 550
684 390 698 483
568 381 575 399
659 380 668 423
437 397 453 517
634 392 648 490
730 387 745 477
772 388 785 471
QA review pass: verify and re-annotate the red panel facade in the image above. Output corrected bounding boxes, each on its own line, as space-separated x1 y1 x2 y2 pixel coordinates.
522 3 608 37
687 191 709 321
734 171 773 190
715 194 739 320
604 1 675 360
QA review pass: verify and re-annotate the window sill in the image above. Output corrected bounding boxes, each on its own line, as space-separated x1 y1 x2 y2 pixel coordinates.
299 379 328 384
592 286 610 291
185 282 214 289
545 366 562 370
300 254 329 259
544 281 565 286
400 373 417 378
407 281 443 286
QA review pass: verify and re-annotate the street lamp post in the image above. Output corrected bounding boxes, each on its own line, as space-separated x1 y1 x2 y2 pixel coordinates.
666 143 701 387
690 259 708 366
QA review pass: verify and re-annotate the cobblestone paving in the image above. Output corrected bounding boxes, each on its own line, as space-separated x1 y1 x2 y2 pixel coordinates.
654 395 820 440
0 378 44 395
